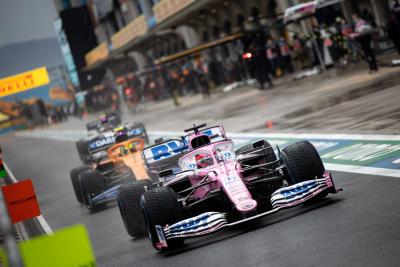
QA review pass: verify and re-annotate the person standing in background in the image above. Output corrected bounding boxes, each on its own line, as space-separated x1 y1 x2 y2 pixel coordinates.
266 38 278 77
292 34 306 71
278 37 294 74
337 17 357 64
249 32 272 89
350 14 378 73
388 0 400 54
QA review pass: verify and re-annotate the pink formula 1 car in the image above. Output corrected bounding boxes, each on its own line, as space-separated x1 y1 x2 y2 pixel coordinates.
117 124 341 252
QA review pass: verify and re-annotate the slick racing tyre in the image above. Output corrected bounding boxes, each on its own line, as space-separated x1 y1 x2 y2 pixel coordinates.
70 165 91 204
79 169 106 209
281 141 325 184
76 140 91 164
117 179 154 238
235 143 254 155
235 140 277 162
141 187 184 251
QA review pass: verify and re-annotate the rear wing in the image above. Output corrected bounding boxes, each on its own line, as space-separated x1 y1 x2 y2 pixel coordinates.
142 139 187 173
87 123 147 153
126 123 147 141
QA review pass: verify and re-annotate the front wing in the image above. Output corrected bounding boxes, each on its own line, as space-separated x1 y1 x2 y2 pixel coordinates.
156 172 341 246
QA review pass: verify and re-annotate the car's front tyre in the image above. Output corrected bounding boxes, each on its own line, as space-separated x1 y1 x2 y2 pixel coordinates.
117 179 154 238
141 187 184 251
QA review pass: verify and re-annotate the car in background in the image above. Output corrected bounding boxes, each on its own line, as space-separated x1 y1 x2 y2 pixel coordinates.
70 126 152 210
75 113 148 164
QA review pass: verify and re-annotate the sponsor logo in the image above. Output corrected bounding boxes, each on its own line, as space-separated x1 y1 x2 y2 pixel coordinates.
89 137 115 150
149 141 183 161
155 225 168 248
223 151 233 159
186 163 197 170
224 176 238 184
127 128 143 136
9 195 37 206
280 182 316 198
172 214 210 231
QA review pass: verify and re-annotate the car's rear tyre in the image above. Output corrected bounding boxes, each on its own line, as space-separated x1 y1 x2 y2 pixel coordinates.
235 143 253 155
70 165 91 204
79 170 106 209
235 140 277 162
141 187 184 251
281 141 325 184
117 179 154 238
76 140 91 163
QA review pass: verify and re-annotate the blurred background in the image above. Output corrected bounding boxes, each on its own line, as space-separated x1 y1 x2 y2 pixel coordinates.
1 0 400 133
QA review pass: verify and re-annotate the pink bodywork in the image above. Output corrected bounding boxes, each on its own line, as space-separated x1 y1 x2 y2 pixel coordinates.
166 126 258 213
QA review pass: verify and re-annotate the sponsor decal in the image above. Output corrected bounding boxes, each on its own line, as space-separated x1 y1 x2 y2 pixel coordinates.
89 136 115 150
165 212 228 238
155 225 168 248
225 176 238 184
19 224 96 267
127 128 143 136
223 151 233 160
1 179 41 223
240 200 256 210
172 214 210 231
148 140 182 161
278 181 316 198
186 163 197 170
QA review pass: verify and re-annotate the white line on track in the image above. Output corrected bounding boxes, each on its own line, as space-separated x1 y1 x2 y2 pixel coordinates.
324 163 400 178
3 161 54 235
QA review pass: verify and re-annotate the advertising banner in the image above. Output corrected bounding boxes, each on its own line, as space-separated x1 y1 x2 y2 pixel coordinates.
0 67 50 98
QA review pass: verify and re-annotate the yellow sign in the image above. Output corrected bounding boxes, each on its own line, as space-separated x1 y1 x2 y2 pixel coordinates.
112 15 148 49
0 67 50 98
0 247 9 267
19 224 96 267
85 42 109 66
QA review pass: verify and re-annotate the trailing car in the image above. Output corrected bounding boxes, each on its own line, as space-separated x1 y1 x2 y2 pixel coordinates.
70 128 152 210
116 124 341 251
75 113 148 163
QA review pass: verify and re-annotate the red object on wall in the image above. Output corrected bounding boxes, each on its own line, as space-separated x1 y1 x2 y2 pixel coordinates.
1 179 41 223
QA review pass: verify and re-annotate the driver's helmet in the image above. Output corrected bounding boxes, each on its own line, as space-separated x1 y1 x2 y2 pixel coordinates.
115 129 128 143
195 153 213 169
100 114 108 124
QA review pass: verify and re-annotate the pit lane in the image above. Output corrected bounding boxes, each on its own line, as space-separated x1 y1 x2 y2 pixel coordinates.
1 134 400 266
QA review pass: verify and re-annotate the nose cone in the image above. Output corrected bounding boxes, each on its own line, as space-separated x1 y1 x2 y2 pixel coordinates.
236 199 257 212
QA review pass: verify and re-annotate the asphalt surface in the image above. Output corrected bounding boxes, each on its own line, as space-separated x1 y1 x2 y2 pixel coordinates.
2 134 400 267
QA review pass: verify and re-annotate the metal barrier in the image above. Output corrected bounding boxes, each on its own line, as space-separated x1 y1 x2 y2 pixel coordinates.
0 160 53 266
0 170 23 267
